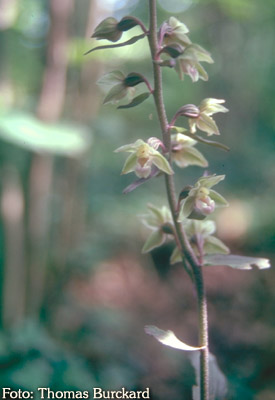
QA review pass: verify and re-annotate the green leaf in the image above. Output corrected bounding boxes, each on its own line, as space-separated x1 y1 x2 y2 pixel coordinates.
117 92 150 109
142 230 165 253
84 33 146 55
203 254 271 270
121 153 137 175
209 189 229 207
0 112 90 157
145 326 205 351
151 153 174 175
103 83 128 104
204 236 230 255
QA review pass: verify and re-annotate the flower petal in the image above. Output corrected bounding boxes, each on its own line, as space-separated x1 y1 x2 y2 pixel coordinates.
151 153 174 175
170 246 182 265
142 229 165 253
178 196 196 220
121 153 137 175
197 114 220 136
204 236 230 255
209 189 228 207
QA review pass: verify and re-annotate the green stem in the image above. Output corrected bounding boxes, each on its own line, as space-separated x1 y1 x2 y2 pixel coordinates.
148 1 209 399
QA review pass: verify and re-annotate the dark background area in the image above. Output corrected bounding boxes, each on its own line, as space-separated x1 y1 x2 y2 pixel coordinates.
0 0 274 398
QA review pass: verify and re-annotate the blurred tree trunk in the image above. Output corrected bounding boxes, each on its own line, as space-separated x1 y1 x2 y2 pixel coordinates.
1 168 25 327
27 0 74 318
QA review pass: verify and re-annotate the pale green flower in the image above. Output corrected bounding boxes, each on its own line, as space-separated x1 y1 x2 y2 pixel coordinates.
170 219 230 264
141 204 174 253
178 174 228 221
171 133 208 168
115 138 174 179
189 98 229 136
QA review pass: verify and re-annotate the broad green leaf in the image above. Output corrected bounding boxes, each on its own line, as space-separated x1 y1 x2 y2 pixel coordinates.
170 246 182 265
178 196 196 220
103 83 128 104
151 153 174 175
121 153 137 175
142 230 165 253
0 113 90 157
117 92 150 109
204 236 230 255
209 189 229 207
203 254 271 270
84 33 146 55
145 326 205 351
198 174 225 188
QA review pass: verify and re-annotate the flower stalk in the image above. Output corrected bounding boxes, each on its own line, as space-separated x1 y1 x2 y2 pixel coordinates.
148 1 209 398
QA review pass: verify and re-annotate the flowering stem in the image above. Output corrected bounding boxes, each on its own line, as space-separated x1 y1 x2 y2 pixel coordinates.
148 1 209 399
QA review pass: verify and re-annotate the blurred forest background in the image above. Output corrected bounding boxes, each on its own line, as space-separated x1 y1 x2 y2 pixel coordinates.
0 0 274 398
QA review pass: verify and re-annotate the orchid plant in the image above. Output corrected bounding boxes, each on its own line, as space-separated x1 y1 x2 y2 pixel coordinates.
87 2 270 399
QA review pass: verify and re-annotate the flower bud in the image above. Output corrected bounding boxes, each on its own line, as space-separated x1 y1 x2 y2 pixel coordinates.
92 17 122 42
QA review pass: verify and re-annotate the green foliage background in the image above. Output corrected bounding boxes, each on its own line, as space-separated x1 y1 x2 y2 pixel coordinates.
0 0 274 398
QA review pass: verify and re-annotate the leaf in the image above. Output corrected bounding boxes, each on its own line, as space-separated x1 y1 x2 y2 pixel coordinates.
84 33 146 55
188 352 228 400
0 112 90 157
117 92 151 109
203 254 271 270
142 230 165 253
144 326 205 351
